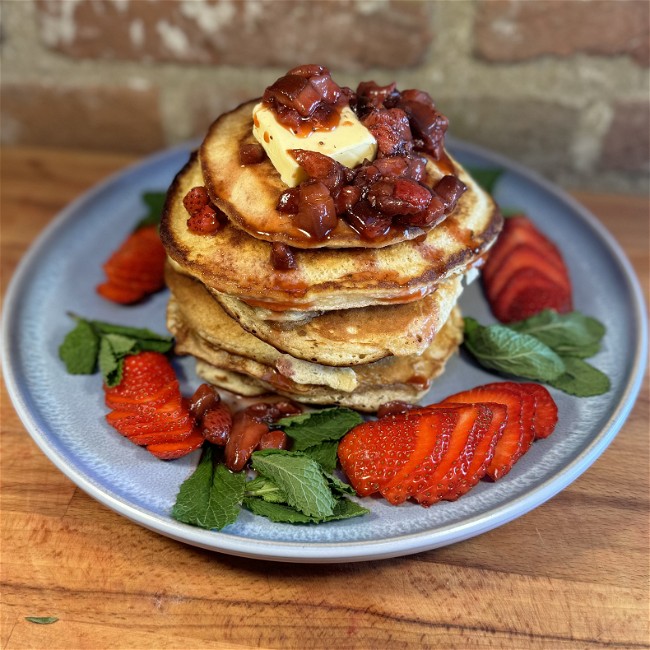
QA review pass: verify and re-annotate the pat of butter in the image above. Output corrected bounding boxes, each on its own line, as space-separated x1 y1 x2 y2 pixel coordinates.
252 103 377 187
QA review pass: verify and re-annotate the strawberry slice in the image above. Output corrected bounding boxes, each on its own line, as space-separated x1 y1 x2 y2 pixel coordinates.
501 382 558 439
441 383 535 480
129 423 194 447
103 352 204 460
440 402 507 501
482 216 572 322
337 412 425 496
483 216 565 279
403 404 488 506
484 243 570 300
98 225 166 304
379 408 460 505
492 268 572 323
146 429 205 460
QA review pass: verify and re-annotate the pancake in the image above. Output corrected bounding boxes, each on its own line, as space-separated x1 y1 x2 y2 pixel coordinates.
214 275 463 366
166 276 358 393
184 308 464 412
200 100 462 250
160 154 501 312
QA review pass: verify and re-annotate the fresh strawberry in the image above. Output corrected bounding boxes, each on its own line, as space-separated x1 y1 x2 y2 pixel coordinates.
399 404 487 506
441 403 507 501
484 244 570 300
379 409 459 505
482 216 572 322
97 225 166 304
441 383 535 480
502 382 558 439
337 412 425 496
146 429 205 460
483 216 566 279
104 352 204 460
492 268 572 322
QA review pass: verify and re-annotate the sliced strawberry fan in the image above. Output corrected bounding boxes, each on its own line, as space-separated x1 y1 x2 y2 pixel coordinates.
483 216 573 323
338 381 559 507
104 351 204 460
97 225 166 305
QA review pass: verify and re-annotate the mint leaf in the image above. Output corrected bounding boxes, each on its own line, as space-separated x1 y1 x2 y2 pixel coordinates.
60 315 173 385
243 495 367 524
104 333 138 357
464 318 565 381
98 336 123 387
25 617 58 625
58 319 99 374
324 497 369 521
300 440 340 473
135 191 167 230
243 497 314 524
323 472 356 496
278 408 363 451
251 450 336 518
171 446 215 525
171 446 245 530
245 476 286 503
90 321 173 347
510 310 606 358
501 207 524 217
466 167 503 194
548 357 611 397
207 464 246 530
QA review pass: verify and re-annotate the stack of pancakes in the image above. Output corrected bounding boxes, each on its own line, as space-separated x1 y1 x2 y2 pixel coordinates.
160 101 501 411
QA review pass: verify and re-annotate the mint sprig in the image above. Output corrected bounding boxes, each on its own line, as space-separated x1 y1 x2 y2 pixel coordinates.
463 311 610 396
171 445 245 530
59 315 173 387
134 191 167 230
464 317 565 382
251 450 337 519
277 407 363 451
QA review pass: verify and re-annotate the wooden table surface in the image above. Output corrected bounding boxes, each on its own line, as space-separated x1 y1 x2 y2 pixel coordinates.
1 147 648 650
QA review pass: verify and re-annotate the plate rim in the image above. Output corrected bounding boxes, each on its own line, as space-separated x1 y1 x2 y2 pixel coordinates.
2 139 647 562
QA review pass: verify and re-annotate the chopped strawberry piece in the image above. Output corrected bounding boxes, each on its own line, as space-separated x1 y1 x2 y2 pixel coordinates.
146 429 205 460
441 383 535 480
97 225 166 304
379 409 459 505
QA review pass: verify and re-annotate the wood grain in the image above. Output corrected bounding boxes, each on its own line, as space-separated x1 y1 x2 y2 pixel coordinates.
1 147 648 650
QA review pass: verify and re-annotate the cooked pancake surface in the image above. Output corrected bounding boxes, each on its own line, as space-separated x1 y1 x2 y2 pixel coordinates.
200 100 462 249
215 274 463 365
160 154 501 312
184 308 464 412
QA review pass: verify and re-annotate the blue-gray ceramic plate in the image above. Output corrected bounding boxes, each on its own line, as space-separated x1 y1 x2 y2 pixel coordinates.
2 139 646 562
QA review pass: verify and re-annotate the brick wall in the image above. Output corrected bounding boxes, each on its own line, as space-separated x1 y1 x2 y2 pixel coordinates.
1 0 648 193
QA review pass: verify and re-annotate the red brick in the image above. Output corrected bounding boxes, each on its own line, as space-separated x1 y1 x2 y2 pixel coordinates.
600 101 650 172
35 0 432 68
475 0 649 66
0 84 164 153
